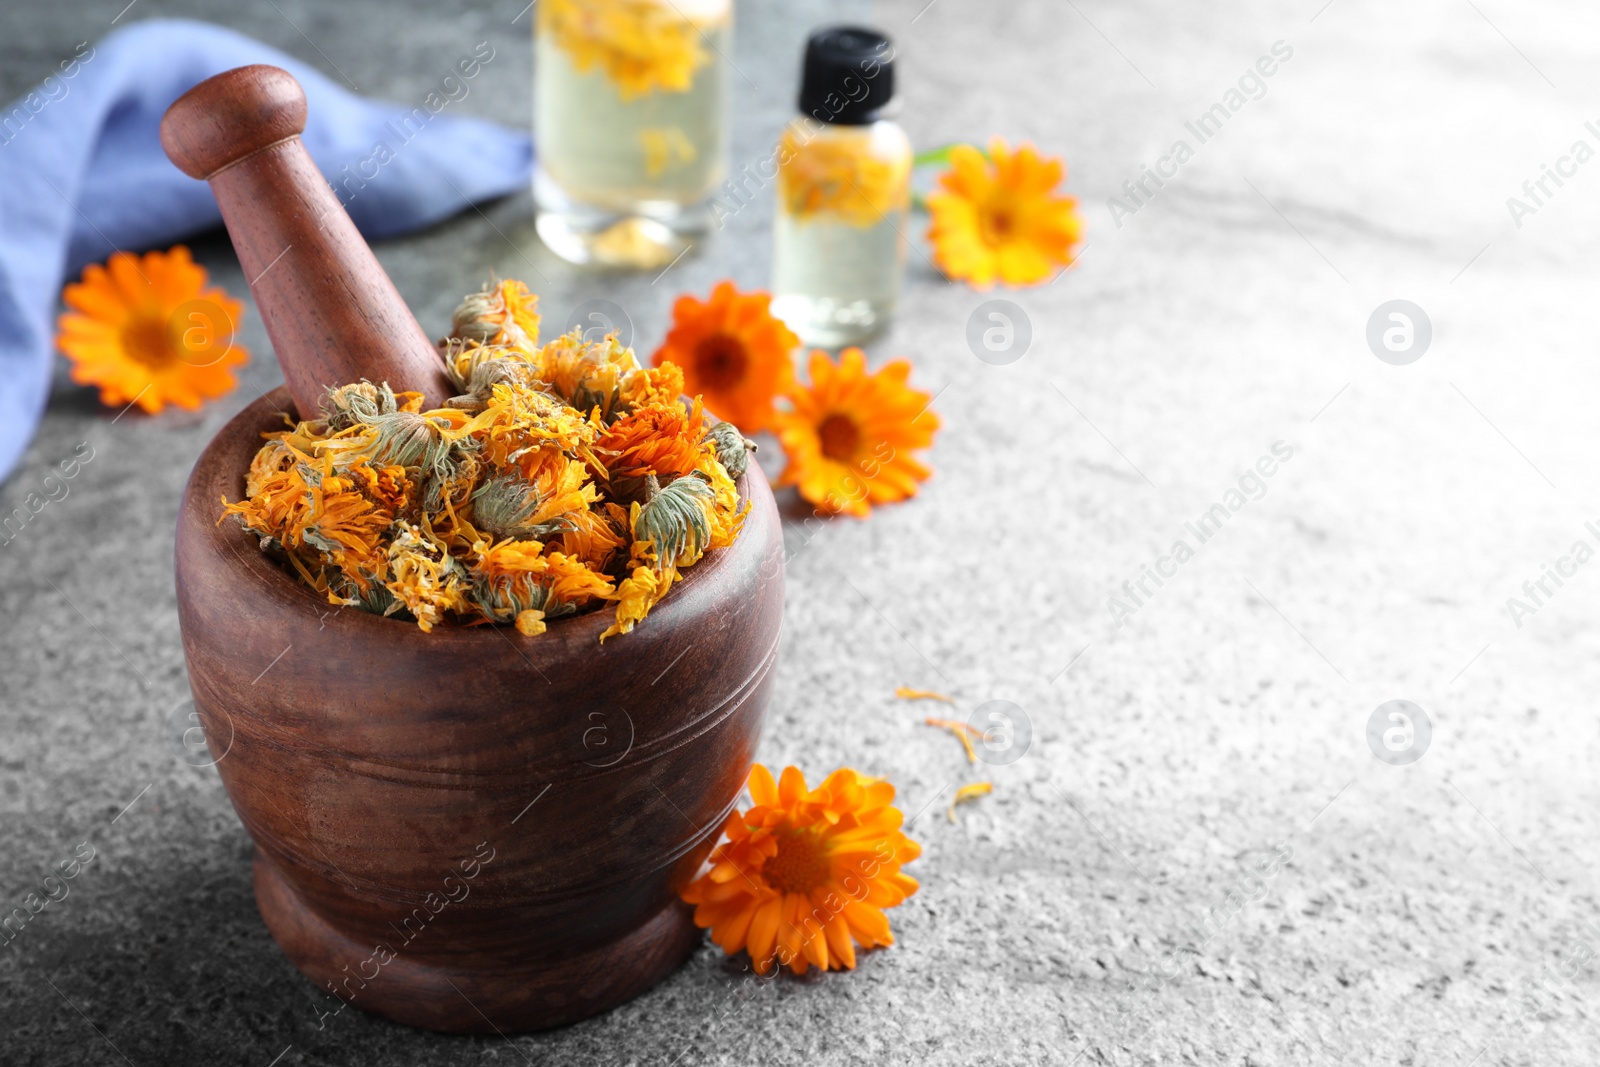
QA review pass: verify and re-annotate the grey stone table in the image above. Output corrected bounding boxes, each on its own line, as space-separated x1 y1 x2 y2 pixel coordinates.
3 0 1598 1063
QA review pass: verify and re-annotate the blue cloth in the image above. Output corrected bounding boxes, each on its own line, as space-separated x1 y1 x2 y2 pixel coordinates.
0 18 533 483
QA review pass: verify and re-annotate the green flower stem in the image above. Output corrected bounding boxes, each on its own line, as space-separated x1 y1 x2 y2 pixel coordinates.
912 143 986 168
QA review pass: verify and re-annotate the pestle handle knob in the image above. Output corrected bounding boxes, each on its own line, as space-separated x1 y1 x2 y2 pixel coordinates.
160 65 454 418
160 65 307 180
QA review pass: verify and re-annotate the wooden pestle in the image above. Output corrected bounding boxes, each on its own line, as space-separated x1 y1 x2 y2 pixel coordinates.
160 65 454 418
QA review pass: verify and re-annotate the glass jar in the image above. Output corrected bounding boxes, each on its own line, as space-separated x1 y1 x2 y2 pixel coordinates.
770 27 909 346
534 0 731 268
771 118 911 346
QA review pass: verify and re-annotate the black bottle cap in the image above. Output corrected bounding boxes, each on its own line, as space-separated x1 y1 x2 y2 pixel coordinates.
798 25 895 126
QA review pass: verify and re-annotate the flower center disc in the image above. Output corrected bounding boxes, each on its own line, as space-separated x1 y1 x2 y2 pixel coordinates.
765 831 831 894
981 204 1015 245
120 314 178 369
694 334 749 390
817 413 861 462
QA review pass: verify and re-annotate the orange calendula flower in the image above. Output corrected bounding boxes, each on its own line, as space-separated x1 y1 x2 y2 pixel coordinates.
56 245 248 413
774 348 939 518
651 281 798 433
681 765 920 976
925 137 1083 289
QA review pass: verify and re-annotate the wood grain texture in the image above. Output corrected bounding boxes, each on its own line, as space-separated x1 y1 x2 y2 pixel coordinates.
160 65 454 417
175 388 785 1032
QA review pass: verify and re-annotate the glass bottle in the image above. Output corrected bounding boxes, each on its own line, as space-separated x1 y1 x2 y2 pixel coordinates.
771 27 910 347
534 0 731 269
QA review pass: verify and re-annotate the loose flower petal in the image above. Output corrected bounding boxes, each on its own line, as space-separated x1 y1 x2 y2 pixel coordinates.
924 718 980 764
947 781 994 823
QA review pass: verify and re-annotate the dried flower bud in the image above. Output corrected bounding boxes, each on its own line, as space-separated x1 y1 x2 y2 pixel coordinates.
358 409 457 483
705 421 755 479
636 474 713 569
320 381 387 430
471 471 568 541
451 290 503 345
449 280 540 349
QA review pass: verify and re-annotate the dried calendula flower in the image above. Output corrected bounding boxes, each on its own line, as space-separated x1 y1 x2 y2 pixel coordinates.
779 126 910 227
634 476 713 569
219 278 746 639
244 438 295 499
442 342 542 412
539 0 715 102
469 538 614 627
601 557 671 642
383 522 471 633
320 380 384 429
353 408 460 479
469 463 595 542
532 328 640 422
450 279 541 348
599 397 707 481
694 442 748 551
704 420 755 480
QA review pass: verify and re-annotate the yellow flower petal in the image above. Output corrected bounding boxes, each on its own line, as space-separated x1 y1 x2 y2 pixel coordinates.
895 686 952 702
947 781 994 823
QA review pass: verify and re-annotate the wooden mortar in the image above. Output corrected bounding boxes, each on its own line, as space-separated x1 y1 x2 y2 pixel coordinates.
164 67 784 1033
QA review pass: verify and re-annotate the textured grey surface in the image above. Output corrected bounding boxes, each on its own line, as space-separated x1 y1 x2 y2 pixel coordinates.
4 0 1600 1064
